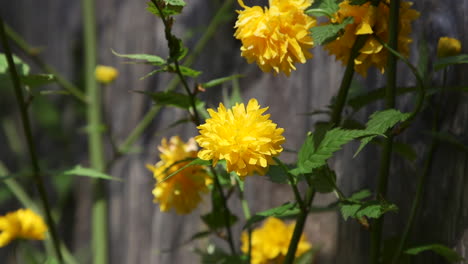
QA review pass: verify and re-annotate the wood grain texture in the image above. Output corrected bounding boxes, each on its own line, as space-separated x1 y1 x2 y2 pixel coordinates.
1 0 467 263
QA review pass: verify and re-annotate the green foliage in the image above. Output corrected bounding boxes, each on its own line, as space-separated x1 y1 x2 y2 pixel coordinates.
339 190 398 220
111 50 166 65
62 165 122 181
146 0 186 18
202 74 243 89
1 53 56 89
354 109 411 157
310 17 354 45
290 128 378 176
306 165 337 193
266 165 289 184
244 202 300 229
434 54 468 71
306 0 340 18
196 246 248 264
201 211 238 230
178 65 202 77
405 244 465 262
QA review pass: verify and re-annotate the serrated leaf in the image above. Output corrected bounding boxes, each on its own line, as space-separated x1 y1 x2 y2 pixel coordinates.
244 202 300 229
112 49 166 65
63 165 122 181
434 54 468 71
291 128 379 176
310 17 354 45
141 90 203 109
405 244 465 262
146 0 185 17
340 199 398 221
202 74 243 89
306 0 340 18
354 109 411 157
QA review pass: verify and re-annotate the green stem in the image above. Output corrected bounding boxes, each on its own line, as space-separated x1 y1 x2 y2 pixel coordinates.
370 1 400 263
116 1 233 154
283 188 316 264
0 17 64 263
236 177 252 263
273 157 305 210
4 24 87 103
330 35 368 126
82 0 108 263
211 167 236 254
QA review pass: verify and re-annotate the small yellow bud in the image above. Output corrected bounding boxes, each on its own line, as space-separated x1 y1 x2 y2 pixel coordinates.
437 37 462 58
95 65 118 84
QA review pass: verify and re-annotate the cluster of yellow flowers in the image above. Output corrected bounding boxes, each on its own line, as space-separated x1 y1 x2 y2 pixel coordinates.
147 136 212 214
325 0 420 76
241 217 312 264
147 99 284 213
234 0 420 76
234 0 316 76
0 208 47 247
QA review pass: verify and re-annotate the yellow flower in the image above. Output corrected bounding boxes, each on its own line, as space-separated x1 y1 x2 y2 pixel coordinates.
147 136 211 214
325 0 420 76
234 0 316 76
95 65 118 84
0 208 48 247
196 99 285 179
437 37 462 58
241 217 312 264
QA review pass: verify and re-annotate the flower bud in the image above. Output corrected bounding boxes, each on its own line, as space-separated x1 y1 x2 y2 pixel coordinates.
437 37 461 58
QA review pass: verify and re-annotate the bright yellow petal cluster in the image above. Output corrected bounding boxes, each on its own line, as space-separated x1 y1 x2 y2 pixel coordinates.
95 65 119 84
147 136 212 214
196 99 285 179
241 217 312 264
437 37 462 58
234 0 316 76
325 0 420 76
0 208 48 247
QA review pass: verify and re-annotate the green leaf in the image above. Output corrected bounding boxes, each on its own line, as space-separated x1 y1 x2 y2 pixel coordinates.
112 49 166 66
0 53 30 76
354 109 411 157
146 0 185 17
306 165 337 193
178 65 202 77
340 199 398 221
21 74 56 88
266 165 289 184
348 189 372 201
244 202 300 229
405 244 464 262
291 128 378 176
63 165 122 181
159 158 211 183
201 211 238 230
306 0 340 18
434 54 468 71
202 74 244 89
310 17 354 45
142 91 203 110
